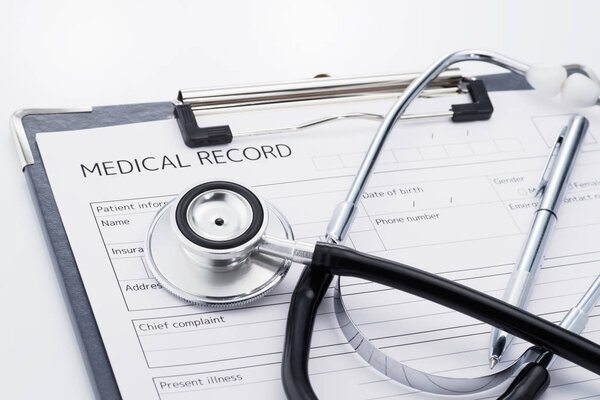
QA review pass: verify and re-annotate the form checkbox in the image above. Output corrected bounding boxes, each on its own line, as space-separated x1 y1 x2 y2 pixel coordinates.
471 141 498 155
113 258 149 280
419 145 448 160
495 138 523 152
349 230 385 252
313 155 343 170
393 148 422 162
445 143 473 157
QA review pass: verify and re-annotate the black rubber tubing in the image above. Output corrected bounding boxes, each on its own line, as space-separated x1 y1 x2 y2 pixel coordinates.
282 266 332 400
175 181 265 250
313 242 600 375
281 242 600 400
497 363 550 400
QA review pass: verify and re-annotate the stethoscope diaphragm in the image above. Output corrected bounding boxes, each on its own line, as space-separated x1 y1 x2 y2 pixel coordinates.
145 181 294 306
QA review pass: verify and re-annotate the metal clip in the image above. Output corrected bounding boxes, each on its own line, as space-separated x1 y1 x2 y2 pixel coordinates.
175 78 494 148
233 110 453 138
536 125 568 196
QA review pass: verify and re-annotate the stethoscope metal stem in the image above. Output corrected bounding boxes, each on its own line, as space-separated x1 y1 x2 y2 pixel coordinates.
325 50 528 243
258 235 315 266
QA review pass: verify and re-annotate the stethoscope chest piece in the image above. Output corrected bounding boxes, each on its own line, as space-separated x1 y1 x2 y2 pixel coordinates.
146 181 293 306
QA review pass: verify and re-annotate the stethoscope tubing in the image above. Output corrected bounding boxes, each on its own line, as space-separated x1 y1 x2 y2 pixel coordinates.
282 243 600 400
281 49 600 400
150 49 600 399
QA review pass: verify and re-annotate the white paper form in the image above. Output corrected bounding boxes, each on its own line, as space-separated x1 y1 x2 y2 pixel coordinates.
36 90 600 399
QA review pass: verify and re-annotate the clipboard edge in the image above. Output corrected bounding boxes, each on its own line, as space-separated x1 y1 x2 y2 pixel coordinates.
11 107 93 170
24 169 108 400
17 103 174 400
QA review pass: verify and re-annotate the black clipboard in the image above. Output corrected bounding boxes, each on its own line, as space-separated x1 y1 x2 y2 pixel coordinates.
12 71 532 399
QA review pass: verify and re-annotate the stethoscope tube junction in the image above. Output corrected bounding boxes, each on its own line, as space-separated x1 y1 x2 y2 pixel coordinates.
145 49 600 400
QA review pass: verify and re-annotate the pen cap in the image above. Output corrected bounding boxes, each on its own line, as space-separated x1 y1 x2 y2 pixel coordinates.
539 115 588 213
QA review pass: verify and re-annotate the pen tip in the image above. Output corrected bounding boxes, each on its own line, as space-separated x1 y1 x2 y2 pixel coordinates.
489 356 499 369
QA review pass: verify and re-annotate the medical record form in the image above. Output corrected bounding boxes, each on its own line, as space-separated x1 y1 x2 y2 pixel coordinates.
36 91 600 399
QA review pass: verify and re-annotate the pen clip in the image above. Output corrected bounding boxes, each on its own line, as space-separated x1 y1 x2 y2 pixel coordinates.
536 126 567 197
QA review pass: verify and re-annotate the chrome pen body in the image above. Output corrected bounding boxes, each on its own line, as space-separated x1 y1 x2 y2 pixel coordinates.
543 275 600 368
496 275 600 399
489 115 589 368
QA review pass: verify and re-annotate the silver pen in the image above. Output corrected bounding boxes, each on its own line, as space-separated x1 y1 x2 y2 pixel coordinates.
542 274 600 368
489 114 589 369
497 275 600 397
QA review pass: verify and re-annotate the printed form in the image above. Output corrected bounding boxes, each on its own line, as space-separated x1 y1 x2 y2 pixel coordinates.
36 91 600 399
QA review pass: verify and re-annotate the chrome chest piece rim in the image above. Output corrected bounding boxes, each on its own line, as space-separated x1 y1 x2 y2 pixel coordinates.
145 181 293 306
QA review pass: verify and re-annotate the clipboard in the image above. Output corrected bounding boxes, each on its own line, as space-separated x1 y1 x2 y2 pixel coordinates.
12 69 534 399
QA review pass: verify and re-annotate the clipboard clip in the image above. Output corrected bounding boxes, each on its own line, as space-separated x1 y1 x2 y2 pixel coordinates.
174 72 493 148
174 105 233 147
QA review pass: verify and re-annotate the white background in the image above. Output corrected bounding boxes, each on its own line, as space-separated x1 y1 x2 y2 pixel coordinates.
1 1 599 398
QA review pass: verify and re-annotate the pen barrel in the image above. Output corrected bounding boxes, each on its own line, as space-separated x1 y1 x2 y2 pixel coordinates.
539 115 588 213
512 211 556 277
544 275 600 368
490 115 589 362
553 276 600 348
575 275 600 315
559 307 589 337
491 207 557 356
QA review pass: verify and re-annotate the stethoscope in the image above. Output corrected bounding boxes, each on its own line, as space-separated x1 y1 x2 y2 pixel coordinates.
146 50 600 400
